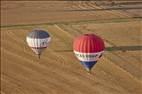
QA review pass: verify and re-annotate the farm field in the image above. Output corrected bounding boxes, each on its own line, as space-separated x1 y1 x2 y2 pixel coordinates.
1 1 142 26
1 1 142 94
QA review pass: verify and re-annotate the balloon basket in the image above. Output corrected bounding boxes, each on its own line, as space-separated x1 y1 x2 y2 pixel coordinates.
85 68 91 73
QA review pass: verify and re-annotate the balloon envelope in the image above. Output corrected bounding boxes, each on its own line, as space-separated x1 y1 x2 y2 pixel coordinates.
73 34 105 71
26 29 51 57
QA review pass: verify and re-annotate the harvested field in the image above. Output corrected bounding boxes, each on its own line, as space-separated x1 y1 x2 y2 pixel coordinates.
1 19 142 94
1 1 141 26
1 1 142 94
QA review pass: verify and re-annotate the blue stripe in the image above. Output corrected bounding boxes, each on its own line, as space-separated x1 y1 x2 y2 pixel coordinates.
81 61 97 70
28 29 50 38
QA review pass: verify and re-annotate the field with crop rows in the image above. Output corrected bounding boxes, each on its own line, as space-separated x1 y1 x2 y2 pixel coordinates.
1 1 142 94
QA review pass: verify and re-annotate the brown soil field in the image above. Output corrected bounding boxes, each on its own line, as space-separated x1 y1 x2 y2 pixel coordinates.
2 1 141 26
1 20 142 94
1 1 142 94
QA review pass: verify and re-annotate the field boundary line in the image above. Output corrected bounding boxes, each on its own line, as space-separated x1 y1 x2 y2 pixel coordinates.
1 17 141 28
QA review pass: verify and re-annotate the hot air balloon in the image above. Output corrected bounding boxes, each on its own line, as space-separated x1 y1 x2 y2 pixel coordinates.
73 34 105 72
26 29 51 59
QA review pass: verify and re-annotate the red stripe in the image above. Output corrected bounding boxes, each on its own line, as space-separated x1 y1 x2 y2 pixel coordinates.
73 34 105 53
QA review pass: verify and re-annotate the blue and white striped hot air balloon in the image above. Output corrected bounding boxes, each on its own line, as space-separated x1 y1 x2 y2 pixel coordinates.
26 29 51 59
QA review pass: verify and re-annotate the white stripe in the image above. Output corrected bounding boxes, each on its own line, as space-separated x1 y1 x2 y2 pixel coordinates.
74 50 104 62
26 37 51 48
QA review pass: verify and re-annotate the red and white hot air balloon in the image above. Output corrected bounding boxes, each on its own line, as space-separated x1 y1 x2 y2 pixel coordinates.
73 34 105 72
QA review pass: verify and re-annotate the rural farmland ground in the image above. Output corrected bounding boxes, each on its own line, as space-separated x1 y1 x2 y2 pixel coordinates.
1 1 142 94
